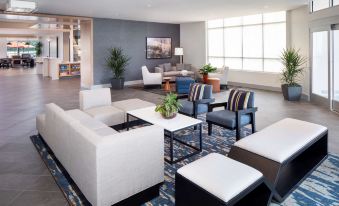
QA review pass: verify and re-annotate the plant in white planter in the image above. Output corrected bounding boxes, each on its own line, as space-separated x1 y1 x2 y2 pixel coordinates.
280 48 307 101
106 47 130 89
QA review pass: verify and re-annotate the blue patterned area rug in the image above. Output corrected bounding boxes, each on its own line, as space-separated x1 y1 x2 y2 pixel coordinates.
30 121 339 206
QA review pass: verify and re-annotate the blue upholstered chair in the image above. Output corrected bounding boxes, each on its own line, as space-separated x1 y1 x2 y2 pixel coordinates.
206 89 257 140
178 84 214 119
176 77 195 94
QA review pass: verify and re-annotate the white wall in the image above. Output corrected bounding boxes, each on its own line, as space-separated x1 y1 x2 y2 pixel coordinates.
0 38 7 58
288 6 310 97
180 22 206 69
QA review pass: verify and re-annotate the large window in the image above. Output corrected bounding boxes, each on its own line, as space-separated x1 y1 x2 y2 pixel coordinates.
310 0 339 12
207 11 286 73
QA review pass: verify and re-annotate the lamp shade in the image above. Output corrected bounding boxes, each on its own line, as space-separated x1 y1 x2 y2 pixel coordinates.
174 47 184 56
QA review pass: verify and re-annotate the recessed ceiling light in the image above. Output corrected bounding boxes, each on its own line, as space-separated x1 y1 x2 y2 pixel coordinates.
6 0 37 13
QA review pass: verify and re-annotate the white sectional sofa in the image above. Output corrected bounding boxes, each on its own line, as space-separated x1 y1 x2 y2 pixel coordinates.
36 103 164 206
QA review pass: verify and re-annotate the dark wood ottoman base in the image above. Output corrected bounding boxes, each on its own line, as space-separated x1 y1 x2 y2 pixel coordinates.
175 173 272 206
229 131 328 203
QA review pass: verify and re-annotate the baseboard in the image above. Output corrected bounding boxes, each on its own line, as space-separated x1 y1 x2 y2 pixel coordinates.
90 80 143 89
228 81 310 101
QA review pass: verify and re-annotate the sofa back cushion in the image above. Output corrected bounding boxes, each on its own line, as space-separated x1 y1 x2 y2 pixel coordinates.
163 63 172 72
80 88 112 110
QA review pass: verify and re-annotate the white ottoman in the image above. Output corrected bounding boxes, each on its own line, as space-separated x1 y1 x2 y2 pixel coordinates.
112 98 155 122
175 153 272 206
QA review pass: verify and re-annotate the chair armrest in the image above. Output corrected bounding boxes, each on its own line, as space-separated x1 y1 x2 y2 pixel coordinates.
208 102 228 112
236 107 258 115
177 94 189 100
194 98 215 105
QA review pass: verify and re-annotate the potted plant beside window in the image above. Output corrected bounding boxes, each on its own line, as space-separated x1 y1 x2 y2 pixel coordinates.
200 63 217 83
280 48 307 101
106 47 130 90
34 42 43 57
155 93 182 119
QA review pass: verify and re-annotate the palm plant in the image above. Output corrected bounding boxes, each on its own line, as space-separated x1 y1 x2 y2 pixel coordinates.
155 93 182 119
280 48 306 86
106 47 130 79
34 42 43 57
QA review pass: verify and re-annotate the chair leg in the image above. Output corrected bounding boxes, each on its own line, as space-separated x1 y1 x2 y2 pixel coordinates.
208 123 212 136
236 126 241 141
251 112 256 134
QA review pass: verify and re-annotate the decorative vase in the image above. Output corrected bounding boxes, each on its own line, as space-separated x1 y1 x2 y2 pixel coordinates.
203 74 208 83
162 113 177 119
281 84 302 101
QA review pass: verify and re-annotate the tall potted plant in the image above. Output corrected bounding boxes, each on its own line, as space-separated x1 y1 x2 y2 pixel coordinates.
200 63 217 83
106 47 130 89
34 42 43 57
280 48 307 101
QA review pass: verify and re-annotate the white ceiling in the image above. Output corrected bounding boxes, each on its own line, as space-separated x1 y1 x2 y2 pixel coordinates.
0 0 308 23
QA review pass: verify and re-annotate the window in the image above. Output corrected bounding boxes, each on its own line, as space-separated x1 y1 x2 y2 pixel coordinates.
309 0 339 12
207 11 286 73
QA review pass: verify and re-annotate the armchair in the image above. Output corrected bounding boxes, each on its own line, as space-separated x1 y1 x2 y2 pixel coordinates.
141 66 162 88
206 89 257 140
178 84 215 119
207 66 229 88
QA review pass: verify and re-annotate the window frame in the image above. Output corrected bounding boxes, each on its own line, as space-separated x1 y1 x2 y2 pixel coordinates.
206 11 287 73
309 0 338 12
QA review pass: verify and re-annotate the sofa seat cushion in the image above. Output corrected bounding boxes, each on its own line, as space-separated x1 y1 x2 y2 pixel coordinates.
234 118 328 163
164 71 181 76
179 99 208 115
93 127 119 136
206 110 251 128
66 109 107 130
177 153 263 203
111 98 155 112
84 106 125 127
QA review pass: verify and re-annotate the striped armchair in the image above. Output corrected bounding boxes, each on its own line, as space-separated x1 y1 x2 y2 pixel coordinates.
206 89 257 140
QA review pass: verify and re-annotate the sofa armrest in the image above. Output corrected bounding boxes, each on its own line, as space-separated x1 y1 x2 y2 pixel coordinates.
96 125 164 205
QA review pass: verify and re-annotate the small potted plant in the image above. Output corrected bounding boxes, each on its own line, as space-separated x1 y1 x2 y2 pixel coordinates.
200 63 217 83
155 93 182 119
106 47 130 89
280 48 307 101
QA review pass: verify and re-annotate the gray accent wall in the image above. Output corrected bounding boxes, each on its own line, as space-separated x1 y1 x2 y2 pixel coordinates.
93 18 180 85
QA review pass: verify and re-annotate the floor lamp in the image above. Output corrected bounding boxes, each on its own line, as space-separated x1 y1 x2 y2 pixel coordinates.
175 47 184 64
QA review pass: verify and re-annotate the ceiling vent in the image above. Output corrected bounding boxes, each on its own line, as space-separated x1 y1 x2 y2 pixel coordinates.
6 0 37 13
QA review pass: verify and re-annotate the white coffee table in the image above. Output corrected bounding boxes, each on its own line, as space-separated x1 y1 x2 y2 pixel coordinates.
126 106 203 164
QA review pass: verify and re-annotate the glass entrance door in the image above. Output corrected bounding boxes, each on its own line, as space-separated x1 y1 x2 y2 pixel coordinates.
311 30 330 105
332 28 339 112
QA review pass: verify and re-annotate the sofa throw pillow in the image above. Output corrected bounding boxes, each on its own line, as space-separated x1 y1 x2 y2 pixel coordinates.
164 63 172 72
184 64 192 71
158 64 165 69
176 64 184 71
227 89 251 111
188 83 206 101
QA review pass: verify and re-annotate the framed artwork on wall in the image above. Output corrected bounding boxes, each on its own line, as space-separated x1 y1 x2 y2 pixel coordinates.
146 37 172 59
